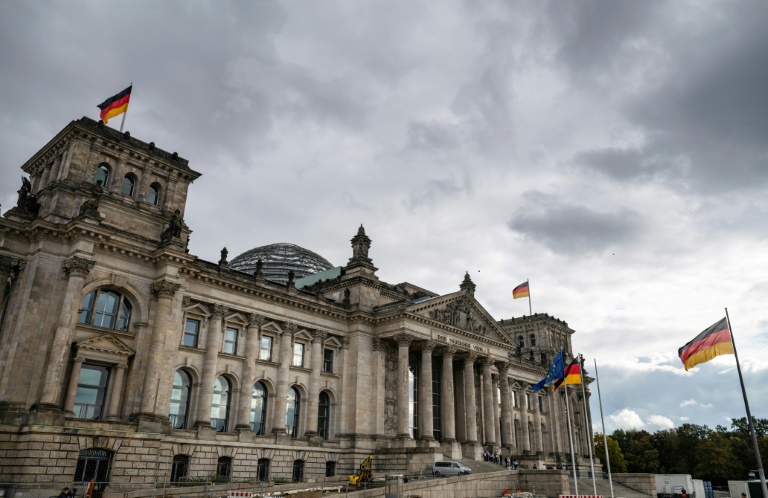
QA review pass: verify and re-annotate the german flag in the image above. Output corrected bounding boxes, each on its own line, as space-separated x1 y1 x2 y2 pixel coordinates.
678 318 733 371
512 281 529 299
553 357 581 391
97 85 132 124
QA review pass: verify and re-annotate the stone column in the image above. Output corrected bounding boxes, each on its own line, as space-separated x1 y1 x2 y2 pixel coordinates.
305 329 327 436
394 333 414 438
533 391 543 453
497 363 513 451
463 353 479 443
236 314 263 430
418 341 436 441
550 390 563 455
481 358 496 448
337 337 350 435
138 279 181 416
492 374 501 450
40 257 95 407
62 356 85 413
106 362 127 419
520 386 531 453
271 322 296 434
440 347 457 442
194 304 227 426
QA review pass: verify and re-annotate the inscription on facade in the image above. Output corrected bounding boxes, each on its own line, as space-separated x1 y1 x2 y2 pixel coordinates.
434 333 487 354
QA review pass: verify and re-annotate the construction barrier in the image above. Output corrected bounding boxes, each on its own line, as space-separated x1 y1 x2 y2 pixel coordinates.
559 495 603 498
228 492 253 498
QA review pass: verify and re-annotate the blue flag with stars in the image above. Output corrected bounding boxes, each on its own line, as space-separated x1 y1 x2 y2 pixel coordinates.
530 350 565 391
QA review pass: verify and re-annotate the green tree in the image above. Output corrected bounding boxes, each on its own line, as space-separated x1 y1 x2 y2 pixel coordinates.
595 433 628 473
693 431 741 485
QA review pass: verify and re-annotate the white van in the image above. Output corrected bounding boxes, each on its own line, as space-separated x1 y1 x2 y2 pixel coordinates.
433 461 472 477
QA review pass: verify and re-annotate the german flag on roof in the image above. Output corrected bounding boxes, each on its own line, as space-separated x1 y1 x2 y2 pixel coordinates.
97 85 132 124
678 318 733 371
512 281 529 299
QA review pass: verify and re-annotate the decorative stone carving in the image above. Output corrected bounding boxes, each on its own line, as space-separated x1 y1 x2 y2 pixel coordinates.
283 322 298 335
211 304 229 318
151 280 180 299
218 247 229 266
427 297 487 336
78 194 101 219
383 345 398 435
371 337 385 351
248 313 265 328
312 330 327 343
181 296 192 308
161 209 184 244
342 288 351 309
253 258 264 280
393 332 415 347
340 336 350 349
15 176 40 217
420 340 437 353
439 345 457 358
346 224 376 270
459 271 476 296
0 255 24 278
496 361 510 376
287 270 295 289
62 257 95 278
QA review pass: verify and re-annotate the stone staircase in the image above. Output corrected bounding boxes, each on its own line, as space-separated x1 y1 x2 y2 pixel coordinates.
569 477 653 498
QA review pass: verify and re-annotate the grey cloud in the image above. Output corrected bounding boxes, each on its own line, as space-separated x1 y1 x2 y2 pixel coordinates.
572 146 685 184
404 178 469 212
406 119 462 151
507 192 644 255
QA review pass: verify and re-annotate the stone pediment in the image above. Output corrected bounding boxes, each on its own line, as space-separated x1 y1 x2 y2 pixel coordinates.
409 293 512 345
76 334 135 358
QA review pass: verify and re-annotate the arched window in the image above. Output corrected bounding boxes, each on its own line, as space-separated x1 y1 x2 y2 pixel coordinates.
170 370 191 429
286 386 300 438
94 164 110 187
147 183 161 206
517 335 524 348
79 289 132 332
217 456 232 479
121 174 136 196
257 458 270 481
292 459 305 482
251 381 267 435
530 334 537 347
318 391 330 440
171 454 189 483
211 376 231 432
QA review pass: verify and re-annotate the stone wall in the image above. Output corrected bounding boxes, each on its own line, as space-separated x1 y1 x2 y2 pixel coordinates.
613 473 656 495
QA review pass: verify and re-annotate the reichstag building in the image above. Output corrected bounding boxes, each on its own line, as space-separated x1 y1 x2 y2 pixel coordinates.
0 117 594 485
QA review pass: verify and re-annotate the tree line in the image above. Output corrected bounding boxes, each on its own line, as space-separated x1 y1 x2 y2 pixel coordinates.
595 417 768 486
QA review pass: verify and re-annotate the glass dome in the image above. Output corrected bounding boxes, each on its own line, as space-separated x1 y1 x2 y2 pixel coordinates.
230 243 335 284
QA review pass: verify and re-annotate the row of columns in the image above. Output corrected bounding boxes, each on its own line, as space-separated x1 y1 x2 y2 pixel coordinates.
391 333 589 458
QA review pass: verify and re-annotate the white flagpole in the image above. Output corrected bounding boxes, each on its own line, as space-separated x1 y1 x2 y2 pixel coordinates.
527 279 532 316
119 82 132 133
594 359 615 498
564 382 579 496
725 308 768 498
579 355 597 496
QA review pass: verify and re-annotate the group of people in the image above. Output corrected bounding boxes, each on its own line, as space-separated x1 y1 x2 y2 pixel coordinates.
56 487 78 498
482 450 518 470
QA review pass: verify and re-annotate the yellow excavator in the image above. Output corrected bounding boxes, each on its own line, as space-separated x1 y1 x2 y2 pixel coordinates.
348 455 373 487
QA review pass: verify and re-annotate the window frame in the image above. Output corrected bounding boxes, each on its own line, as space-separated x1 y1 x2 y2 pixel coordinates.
169 369 192 429
147 183 161 206
182 318 201 348
318 391 330 440
251 381 268 435
121 174 136 197
79 288 132 332
95 164 110 188
322 348 334 373
211 375 231 433
286 386 301 438
223 326 239 355
73 363 110 420
259 335 274 362
292 342 305 367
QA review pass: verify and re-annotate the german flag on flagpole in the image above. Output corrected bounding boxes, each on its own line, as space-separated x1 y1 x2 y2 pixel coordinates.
512 281 529 299
678 317 733 371
553 357 581 391
97 85 132 124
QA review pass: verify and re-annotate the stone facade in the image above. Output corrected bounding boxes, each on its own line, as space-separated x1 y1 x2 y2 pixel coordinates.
0 117 594 485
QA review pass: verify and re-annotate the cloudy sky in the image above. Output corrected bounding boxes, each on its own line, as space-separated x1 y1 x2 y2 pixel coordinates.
2 1 767 435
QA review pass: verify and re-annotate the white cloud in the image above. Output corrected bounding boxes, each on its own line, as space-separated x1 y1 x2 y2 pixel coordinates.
680 399 696 407
609 409 645 430
648 415 675 430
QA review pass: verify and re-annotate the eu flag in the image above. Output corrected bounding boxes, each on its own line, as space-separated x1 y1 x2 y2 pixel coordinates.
530 350 565 391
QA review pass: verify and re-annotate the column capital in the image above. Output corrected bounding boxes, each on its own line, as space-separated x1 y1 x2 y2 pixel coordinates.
151 279 181 299
211 304 229 319
481 356 495 368
312 330 327 343
247 313 265 328
116 362 128 370
495 361 510 376
282 322 298 335
393 332 415 346
73 356 86 364
63 256 95 278
463 351 479 363
182 295 192 308
419 340 437 353
372 337 386 351
439 345 457 358
340 336 350 350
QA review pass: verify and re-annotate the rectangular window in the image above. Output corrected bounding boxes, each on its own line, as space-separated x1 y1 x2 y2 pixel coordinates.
323 349 334 373
512 391 518 408
259 336 273 362
526 393 531 410
183 318 200 348
293 343 305 367
223 327 238 355
74 364 110 420
538 396 544 412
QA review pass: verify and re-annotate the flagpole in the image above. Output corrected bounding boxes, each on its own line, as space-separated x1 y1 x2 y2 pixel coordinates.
564 382 578 496
579 355 597 496
594 359 615 498
527 279 532 315
119 81 132 133
725 308 768 498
